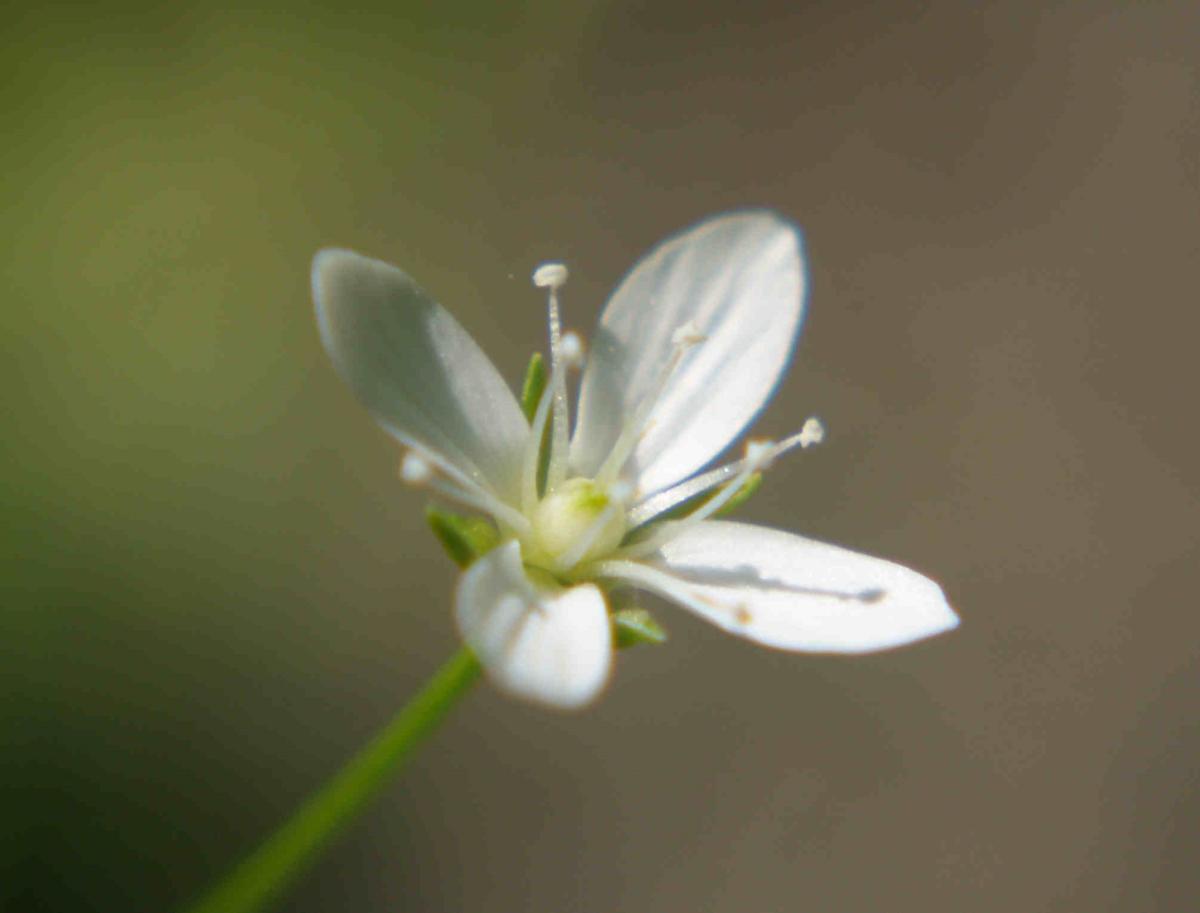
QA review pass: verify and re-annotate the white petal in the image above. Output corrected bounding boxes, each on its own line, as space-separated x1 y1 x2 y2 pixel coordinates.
605 521 957 653
455 541 612 709
571 212 805 496
313 250 528 504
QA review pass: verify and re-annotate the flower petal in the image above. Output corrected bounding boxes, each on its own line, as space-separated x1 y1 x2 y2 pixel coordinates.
601 521 957 653
571 212 806 497
313 250 528 503
455 541 612 709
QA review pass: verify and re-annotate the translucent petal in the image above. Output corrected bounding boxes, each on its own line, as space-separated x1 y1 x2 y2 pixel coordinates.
571 212 805 497
313 250 528 504
455 541 612 709
604 521 957 653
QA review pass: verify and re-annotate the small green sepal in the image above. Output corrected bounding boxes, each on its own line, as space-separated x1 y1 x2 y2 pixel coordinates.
426 507 500 568
519 351 547 422
613 607 668 649
519 350 553 496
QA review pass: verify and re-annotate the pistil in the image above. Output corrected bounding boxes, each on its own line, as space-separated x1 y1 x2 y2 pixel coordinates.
551 480 632 573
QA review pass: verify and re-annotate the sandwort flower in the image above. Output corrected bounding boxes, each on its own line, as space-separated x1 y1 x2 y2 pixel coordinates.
313 212 957 709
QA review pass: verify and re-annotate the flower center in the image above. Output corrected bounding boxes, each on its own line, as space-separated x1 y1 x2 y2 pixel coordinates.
529 477 628 572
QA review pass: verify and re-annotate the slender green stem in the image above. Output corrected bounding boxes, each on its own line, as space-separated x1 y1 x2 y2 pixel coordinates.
182 647 481 913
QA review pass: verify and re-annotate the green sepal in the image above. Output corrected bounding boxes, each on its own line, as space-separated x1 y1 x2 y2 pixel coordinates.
426 507 500 568
519 350 553 496
613 607 668 649
519 351 547 422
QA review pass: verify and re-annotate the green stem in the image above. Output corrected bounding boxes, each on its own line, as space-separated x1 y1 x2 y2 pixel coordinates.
182 647 481 913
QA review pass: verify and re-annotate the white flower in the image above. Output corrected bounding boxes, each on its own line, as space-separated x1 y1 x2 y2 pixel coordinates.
313 211 958 709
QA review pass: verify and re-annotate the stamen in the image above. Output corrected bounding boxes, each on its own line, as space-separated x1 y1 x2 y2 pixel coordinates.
595 322 707 487
400 442 487 500
533 262 572 493
627 462 740 528
426 478 523 529
617 440 765 559
626 416 825 527
787 417 826 451
677 439 774 522
520 332 585 513
400 448 531 536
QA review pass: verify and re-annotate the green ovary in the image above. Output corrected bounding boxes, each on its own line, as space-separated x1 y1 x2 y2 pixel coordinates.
530 478 627 569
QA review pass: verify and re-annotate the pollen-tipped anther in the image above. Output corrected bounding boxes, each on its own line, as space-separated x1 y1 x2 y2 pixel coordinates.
533 262 568 289
798 416 825 449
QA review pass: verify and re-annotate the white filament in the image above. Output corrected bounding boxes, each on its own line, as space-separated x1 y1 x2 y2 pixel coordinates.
401 447 531 535
614 438 767 560
626 416 825 527
594 323 706 488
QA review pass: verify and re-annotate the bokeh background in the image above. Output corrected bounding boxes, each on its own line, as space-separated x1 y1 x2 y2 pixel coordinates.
5 2 1198 911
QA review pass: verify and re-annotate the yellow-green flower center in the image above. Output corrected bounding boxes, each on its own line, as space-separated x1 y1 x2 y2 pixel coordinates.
529 477 627 570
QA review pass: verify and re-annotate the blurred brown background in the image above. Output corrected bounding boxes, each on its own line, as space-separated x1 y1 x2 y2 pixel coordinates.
4 2 1198 911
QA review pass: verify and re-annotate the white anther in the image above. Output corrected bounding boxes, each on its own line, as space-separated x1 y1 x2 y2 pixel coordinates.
400 451 433 486
798 416 825 449
671 321 707 347
533 262 569 289
560 331 585 367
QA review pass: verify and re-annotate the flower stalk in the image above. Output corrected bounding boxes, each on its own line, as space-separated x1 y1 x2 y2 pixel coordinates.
181 648 480 913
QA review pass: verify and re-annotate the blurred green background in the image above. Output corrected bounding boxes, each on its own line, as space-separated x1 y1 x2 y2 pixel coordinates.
5 2 1198 911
